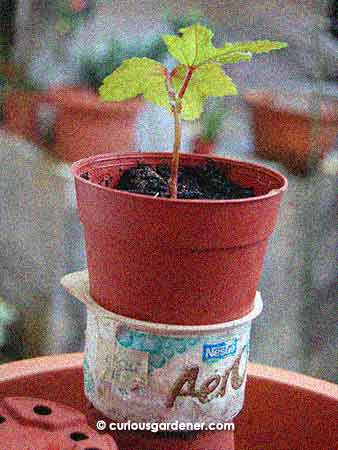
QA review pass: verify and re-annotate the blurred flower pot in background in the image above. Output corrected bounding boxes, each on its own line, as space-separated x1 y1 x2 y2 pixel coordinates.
192 136 216 154
0 61 46 144
45 86 142 162
245 90 338 175
3 89 43 143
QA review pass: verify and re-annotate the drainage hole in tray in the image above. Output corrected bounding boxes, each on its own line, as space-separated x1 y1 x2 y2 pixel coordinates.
33 405 52 415
70 431 89 441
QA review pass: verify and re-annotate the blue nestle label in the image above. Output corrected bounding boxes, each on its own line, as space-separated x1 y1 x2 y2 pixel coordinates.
202 338 238 361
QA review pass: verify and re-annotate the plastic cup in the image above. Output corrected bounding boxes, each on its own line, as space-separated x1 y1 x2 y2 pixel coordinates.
62 270 263 425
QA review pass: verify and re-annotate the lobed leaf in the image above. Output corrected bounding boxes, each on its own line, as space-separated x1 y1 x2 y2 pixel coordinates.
163 24 217 66
163 25 287 68
99 26 288 120
99 57 170 110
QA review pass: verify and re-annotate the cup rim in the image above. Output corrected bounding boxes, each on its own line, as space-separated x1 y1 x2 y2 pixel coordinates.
62 270 263 335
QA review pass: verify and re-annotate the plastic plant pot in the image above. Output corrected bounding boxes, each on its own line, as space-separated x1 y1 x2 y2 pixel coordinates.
245 89 338 175
3 89 43 143
71 152 287 325
0 354 335 450
45 86 142 162
0 396 117 450
192 136 216 154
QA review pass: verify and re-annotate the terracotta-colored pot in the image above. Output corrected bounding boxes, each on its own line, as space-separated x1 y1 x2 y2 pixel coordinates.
3 89 43 143
45 86 142 162
236 363 338 450
192 136 216 154
0 396 116 449
245 90 338 174
0 354 336 450
71 152 287 325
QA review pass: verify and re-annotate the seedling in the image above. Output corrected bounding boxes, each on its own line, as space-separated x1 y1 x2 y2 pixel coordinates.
99 24 287 198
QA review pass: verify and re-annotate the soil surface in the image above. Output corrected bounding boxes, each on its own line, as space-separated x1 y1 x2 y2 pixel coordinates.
81 160 255 200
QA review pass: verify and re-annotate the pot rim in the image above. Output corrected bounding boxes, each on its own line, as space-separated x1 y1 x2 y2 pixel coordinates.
44 85 142 114
0 353 336 400
71 152 288 205
244 88 338 122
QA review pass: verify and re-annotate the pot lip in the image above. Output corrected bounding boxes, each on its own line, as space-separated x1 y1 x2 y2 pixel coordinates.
0 353 336 400
71 152 288 204
193 136 217 145
62 270 262 334
248 362 338 399
44 85 142 114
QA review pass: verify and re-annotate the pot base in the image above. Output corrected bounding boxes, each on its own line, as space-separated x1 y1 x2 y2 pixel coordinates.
0 354 336 450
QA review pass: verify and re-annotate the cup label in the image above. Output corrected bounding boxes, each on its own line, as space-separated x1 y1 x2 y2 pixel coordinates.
84 315 252 424
202 338 239 361
111 341 149 390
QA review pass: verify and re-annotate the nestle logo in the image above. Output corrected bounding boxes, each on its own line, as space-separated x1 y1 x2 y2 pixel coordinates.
202 339 239 361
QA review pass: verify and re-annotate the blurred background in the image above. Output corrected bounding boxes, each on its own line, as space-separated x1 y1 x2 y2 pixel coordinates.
0 0 336 382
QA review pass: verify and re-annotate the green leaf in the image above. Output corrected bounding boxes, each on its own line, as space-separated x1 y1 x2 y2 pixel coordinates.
213 40 288 64
99 57 170 110
171 63 237 120
163 25 287 67
163 24 217 66
99 27 287 119
214 51 252 64
221 40 288 55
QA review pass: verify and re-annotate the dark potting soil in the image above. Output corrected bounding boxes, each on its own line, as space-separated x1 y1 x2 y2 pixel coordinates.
81 160 255 200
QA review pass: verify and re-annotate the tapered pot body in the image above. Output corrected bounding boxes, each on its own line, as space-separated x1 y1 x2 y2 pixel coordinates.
72 152 287 324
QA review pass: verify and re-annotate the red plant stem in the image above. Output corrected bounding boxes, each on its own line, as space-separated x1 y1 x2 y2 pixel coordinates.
168 66 195 198
169 106 182 198
178 66 195 100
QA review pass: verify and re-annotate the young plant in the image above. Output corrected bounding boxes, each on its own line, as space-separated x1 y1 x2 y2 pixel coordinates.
99 24 287 198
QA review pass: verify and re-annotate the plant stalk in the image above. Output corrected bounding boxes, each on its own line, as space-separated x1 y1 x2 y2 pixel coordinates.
168 66 194 198
169 105 182 198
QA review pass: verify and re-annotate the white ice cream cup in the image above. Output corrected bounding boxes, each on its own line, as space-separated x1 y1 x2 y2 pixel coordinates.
62 270 263 425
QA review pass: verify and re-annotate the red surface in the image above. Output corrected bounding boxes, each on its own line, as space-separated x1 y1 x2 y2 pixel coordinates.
86 401 234 450
0 396 116 450
245 90 338 174
113 428 234 450
0 354 336 450
192 136 216 154
72 152 287 325
46 86 142 162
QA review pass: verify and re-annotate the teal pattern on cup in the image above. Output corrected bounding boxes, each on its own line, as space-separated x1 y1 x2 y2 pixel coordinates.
116 327 200 371
83 356 94 394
